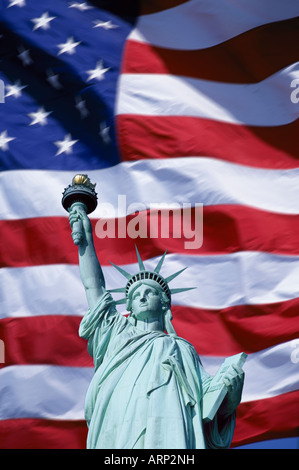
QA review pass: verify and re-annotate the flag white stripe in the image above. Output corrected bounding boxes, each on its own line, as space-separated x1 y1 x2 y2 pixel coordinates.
2 252 299 318
0 340 298 420
130 0 299 50
0 365 92 421
116 64 299 126
1 158 299 221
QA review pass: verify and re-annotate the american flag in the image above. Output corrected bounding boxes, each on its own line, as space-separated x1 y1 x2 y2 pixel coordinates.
0 0 299 449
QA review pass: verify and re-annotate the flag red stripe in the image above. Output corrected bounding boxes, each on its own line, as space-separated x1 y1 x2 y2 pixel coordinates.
2 205 299 268
0 316 92 368
1 297 298 367
117 115 299 169
172 302 299 356
0 418 88 449
123 18 299 83
0 392 297 448
231 391 299 447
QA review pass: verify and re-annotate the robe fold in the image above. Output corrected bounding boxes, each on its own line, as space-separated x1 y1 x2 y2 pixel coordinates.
79 292 236 449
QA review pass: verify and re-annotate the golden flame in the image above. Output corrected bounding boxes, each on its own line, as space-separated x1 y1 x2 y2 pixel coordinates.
72 174 89 186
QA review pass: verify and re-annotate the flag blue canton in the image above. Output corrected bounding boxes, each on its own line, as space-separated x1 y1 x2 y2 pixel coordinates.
0 0 138 171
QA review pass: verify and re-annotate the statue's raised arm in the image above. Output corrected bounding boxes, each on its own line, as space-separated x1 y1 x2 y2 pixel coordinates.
69 206 106 311
62 174 105 311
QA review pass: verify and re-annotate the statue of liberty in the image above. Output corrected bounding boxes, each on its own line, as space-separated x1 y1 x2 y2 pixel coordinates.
68 203 245 449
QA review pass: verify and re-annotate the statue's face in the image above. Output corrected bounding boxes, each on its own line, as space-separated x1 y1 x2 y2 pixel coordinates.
131 284 163 320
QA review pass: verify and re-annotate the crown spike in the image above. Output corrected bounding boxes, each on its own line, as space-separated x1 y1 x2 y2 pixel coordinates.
135 245 145 271
154 250 167 273
170 287 196 295
164 267 187 284
109 261 132 280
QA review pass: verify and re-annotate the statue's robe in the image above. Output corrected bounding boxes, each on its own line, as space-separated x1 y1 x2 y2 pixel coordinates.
79 292 236 449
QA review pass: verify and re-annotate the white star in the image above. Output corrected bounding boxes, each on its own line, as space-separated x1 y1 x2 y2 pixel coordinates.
75 96 89 119
31 12 56 31
68 2 93 11
7 0 26 7
46 69 63 90
99 122 111 144
86 60 110 82
0 130 15 151
54 134 78 156
28 106 52 126
93 20 119 30
5 80 27 98
18 46 33 66
57 37 81 56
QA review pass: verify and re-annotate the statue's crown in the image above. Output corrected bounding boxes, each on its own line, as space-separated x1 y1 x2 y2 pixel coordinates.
109 246 194 305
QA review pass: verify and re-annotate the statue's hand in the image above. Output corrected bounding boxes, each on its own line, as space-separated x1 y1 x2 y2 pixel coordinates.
218 364 245 418
69 206 92 243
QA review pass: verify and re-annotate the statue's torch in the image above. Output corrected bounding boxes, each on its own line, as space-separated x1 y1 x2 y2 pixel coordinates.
62 174 98 245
